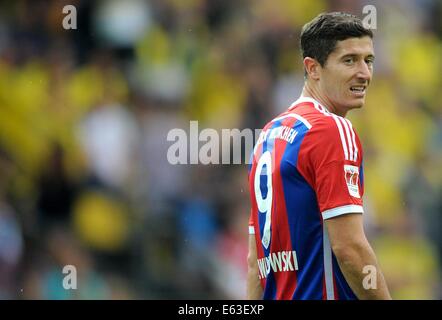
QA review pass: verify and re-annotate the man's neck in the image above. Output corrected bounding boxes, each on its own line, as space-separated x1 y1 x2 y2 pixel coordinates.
301 84 347 117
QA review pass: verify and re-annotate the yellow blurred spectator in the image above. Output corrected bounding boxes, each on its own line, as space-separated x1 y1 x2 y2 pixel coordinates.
73 190 130 252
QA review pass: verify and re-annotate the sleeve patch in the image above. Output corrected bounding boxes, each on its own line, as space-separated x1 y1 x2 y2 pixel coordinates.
344 165 360 198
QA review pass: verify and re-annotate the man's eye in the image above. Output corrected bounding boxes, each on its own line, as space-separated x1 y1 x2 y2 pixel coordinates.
344 58 354 64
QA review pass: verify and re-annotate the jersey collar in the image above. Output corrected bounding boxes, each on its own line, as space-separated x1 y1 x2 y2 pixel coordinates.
289 96 331 113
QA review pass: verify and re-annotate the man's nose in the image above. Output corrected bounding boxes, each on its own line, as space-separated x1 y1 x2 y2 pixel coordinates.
356 61 372 82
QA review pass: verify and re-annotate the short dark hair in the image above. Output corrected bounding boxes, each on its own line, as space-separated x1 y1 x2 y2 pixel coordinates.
300 12 373 67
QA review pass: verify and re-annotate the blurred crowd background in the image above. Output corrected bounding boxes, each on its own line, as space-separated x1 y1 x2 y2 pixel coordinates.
0 0 440 299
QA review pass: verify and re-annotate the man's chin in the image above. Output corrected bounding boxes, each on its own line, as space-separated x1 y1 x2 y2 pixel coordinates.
349 98 365 109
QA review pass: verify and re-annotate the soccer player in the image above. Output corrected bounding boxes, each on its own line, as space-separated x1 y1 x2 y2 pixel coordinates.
247 12 391 300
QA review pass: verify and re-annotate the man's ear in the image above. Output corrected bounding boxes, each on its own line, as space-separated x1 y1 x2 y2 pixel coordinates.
303 57 321 81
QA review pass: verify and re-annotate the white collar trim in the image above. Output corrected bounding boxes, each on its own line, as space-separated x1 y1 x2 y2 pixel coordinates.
289 96 331 113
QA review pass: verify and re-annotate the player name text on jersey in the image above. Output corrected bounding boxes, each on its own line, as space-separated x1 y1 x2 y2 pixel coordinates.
257 250 299 279
256 126 298 146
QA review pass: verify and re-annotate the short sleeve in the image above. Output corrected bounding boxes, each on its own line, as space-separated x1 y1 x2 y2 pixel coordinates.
297 116 364 220
248 209 255 234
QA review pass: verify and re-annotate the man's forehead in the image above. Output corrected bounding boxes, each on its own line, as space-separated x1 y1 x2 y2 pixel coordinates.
333 36 374 56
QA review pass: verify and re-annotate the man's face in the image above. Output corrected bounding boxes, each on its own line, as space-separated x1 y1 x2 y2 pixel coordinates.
318 36 374 114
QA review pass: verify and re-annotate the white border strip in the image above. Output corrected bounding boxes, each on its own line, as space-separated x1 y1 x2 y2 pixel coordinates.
289 96 359 162
345 118 358 162
322 205 364 220
289 96 324 110
323 224 335 300
303 96 350 162
331 115 349 160
273 114 312 129
340 117 353 161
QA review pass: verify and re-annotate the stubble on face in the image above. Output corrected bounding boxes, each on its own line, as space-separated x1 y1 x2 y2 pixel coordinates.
319 36 374 116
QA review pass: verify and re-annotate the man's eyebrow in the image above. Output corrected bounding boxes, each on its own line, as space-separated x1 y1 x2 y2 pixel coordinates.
340 53 375 59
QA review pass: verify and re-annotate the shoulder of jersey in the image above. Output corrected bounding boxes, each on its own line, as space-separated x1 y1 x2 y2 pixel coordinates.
285 99 360 162
268 100 357 136
286 100 355 134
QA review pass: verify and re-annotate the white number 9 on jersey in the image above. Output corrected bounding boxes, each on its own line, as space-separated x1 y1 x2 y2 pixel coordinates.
254 150 273 249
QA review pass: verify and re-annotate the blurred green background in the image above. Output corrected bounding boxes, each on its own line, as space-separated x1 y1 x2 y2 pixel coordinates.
0 0 440 299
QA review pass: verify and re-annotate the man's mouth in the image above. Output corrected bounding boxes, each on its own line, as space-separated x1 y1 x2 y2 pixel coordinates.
349 85 366 96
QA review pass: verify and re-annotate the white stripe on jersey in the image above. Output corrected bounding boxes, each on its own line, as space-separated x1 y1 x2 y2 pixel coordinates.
345 119 358 162
322 204 364 220
323 224 335 300
339 117 354 161
311 101 358 162
331 115 349 161
289 96 359 162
